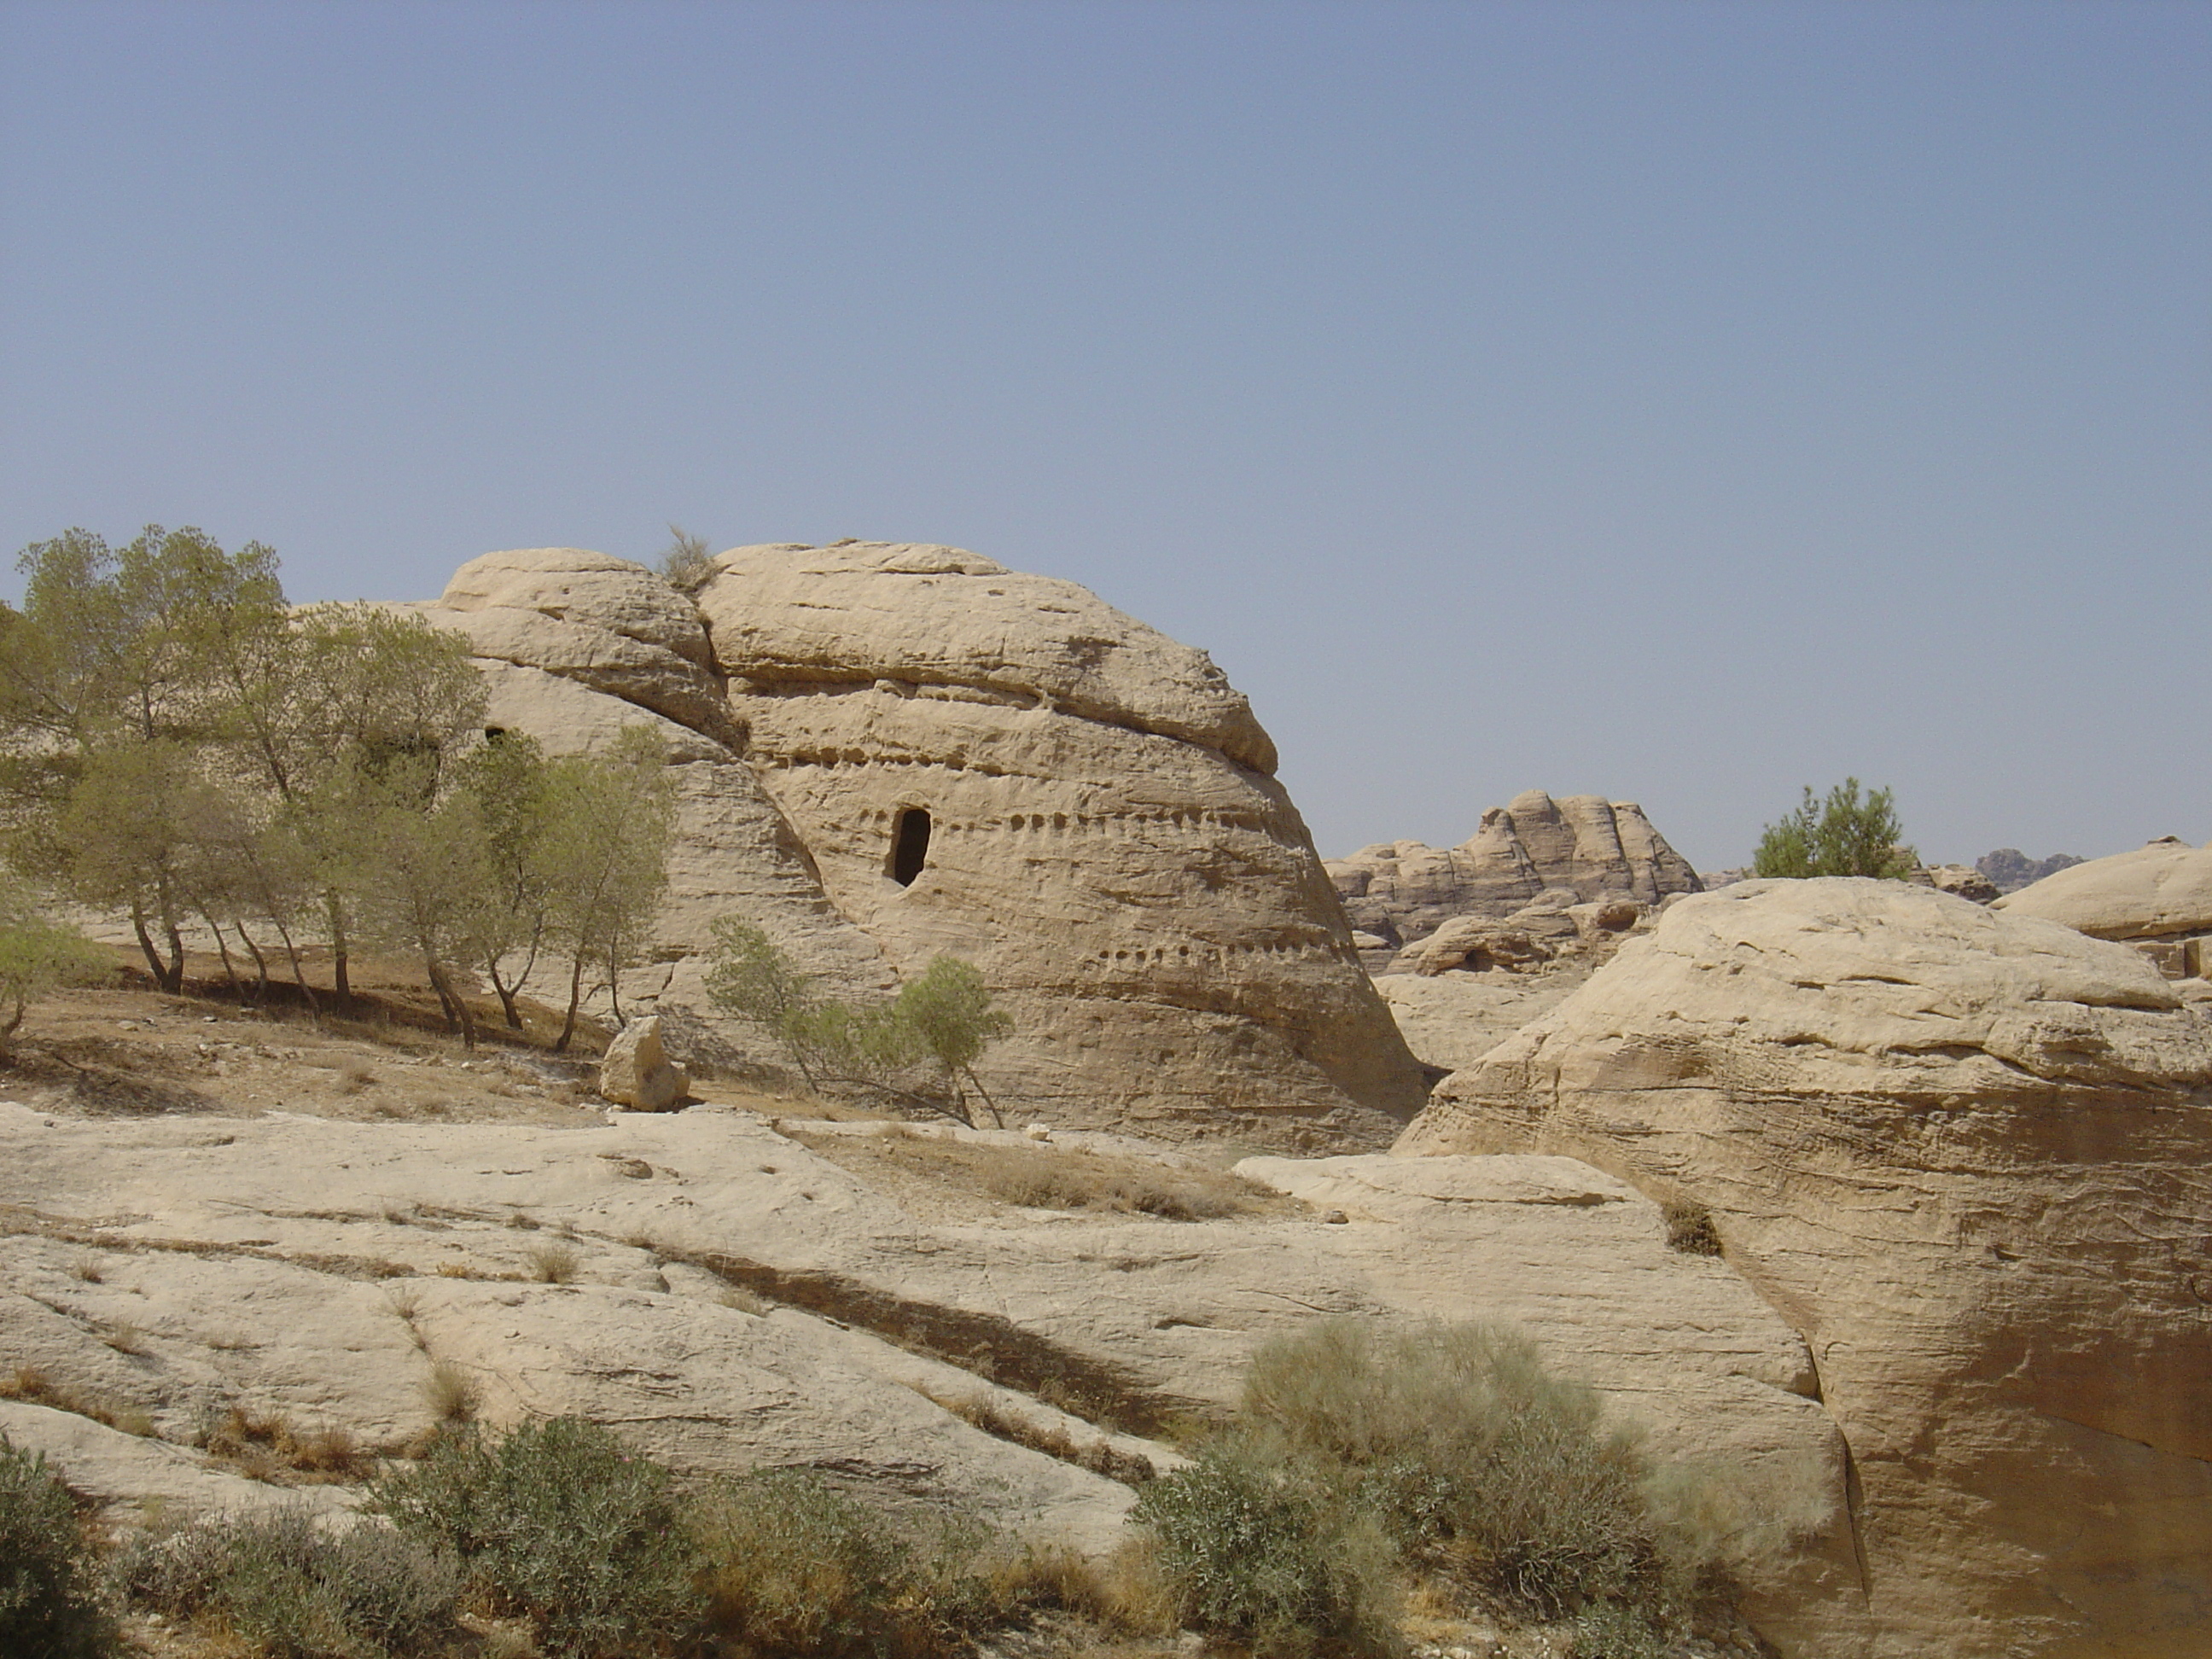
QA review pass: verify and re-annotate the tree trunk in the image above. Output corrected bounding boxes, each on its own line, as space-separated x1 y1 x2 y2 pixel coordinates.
555 955 585 1055
428 960 476 1051
325 892 352 1005
487 961 524 1031
235 926 273 1005
198 909 242 998
129 903 169 990
271 919 319 1021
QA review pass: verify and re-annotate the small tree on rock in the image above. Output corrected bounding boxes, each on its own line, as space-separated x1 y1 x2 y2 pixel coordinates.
0 882 110 1059
1753 779 1916 880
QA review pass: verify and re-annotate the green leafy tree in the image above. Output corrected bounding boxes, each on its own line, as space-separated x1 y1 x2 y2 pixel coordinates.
539 728 677 1051
1752 778 1916 879
453 731 559 1029
345 757 499 1049
0 883 109 1058
704 923 1010 1125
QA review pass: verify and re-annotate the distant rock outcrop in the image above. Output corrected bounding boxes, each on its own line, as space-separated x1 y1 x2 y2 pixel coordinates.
1976 847 2087 894
1326 791 1701 973
418 544 1427 1147
1397 879 2212 1658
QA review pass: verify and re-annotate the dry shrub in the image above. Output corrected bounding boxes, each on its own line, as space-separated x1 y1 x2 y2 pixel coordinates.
119 1505 458 1656
1164 1318 1830 1649
0 1435 119 1658
2 1365 154 1437
201 1405 377 1484
690 1469 1002 1659
334 1062 378 1096
526 1243 579 1284
1661 1202 1722 1256
372 1417 700 1659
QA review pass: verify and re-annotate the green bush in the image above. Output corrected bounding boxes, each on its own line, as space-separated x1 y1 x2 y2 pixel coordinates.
1752 778 1915 879
1238 1321 1658 1618
691 1468 1004 1659
0 1435 118 1659
370 1417 700 1658
1140 1319 1824 1650
119 1507 458 1659
1132 1436 1400 1658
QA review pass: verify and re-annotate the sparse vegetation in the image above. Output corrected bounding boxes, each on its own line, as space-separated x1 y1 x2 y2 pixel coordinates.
0 1435 119 1659
371 1417 701 1658
422 1362 479 1424
201 1406 379 1485
119 1505 459 1658
0 881 110 1059
527 1241 580 1284
1662 1200 1722 1256
658 524 715 591
792 1126 1281 1222
706 922 1010 1126
1753 778 1915 880
1135 1319 1825 1656
2 1365 155 1437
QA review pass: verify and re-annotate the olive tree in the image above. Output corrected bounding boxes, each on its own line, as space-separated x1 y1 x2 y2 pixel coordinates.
539 728 677 1051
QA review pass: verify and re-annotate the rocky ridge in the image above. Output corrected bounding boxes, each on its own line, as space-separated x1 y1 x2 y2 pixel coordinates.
1327 790 1702 975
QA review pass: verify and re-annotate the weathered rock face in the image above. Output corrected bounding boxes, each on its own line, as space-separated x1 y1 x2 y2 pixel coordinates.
1909 863 1999 903
1397 879 2212 1659
0 1096 1844 1639
1327 790 1701 969
1993 836 2212 940
420 544 1426 1146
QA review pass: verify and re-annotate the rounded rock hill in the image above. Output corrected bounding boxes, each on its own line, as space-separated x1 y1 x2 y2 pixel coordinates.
416 541 1429 1147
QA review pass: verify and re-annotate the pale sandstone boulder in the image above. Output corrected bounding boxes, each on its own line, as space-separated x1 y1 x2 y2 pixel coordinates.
418 541 1423 1145
1910 862 2000 903
423 548 742 749
598 1016 688 1110
1328 789 1700 964
1397 878 2212 1659
1373 972 1582 1076
1992 835 2212 940
693 541 1427 1145
0 1099 1837 1615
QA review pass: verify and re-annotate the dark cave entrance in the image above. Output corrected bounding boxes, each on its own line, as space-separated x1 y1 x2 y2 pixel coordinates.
890 807 932 887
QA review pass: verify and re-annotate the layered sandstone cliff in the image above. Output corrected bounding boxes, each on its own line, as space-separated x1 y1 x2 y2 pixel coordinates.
418 543 1428 1146
1327 789 1701 971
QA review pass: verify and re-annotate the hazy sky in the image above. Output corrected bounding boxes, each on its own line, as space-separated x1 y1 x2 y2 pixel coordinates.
3 1 2206 870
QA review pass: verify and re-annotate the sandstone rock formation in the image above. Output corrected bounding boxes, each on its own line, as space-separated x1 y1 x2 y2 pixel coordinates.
1327 790 1700 971
1909 862 1999 903
416 544 1426 1146
1397 878 2212 1659
1976 847 2087 894
0 1095 1844 1644
598 1016 688 1111
1993 835 2212 943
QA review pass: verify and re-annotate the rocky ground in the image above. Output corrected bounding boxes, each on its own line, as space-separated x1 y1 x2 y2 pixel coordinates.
3 974 1819 1659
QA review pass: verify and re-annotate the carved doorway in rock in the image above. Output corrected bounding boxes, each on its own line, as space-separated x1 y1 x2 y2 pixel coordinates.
889 806 931 887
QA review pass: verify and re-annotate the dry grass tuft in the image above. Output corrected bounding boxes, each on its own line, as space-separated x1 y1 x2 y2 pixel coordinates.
526 1242 579 1284
334 1062 378 1095
795 1129 1285 1223
67 1251 104 1283
423 1361 478 1424
201 1404 380 1484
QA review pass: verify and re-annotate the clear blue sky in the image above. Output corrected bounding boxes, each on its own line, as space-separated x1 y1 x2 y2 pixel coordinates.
3 1 2206 870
